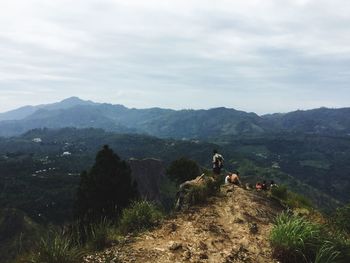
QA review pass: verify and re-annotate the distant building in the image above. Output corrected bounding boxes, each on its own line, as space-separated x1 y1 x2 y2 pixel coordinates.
272 162 280 169
32 138 42 143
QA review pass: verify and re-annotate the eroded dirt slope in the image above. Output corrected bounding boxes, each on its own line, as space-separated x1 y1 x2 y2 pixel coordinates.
85 186 283 263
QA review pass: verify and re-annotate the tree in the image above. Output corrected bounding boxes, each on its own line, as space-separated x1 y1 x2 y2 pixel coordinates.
75 145 138 221
333 203 350 234
166 157 201 184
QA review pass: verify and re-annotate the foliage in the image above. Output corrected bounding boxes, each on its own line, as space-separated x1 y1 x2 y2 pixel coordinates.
181 175 219 208
166 157 201 184
119 200 163 234
271 185 288 200
270 185 312 209
86 219 113 251
314 241 341 263
270 212 350 263
185 184 208 205
75 145 139 221
270 212 321 262
332 203 350 234
25 229 84 263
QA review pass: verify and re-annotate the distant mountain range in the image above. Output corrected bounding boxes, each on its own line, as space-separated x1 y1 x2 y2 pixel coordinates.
0 97 349 138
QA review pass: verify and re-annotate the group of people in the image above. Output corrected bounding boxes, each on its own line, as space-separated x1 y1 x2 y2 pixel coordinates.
255 180 277 191
212 149 278 191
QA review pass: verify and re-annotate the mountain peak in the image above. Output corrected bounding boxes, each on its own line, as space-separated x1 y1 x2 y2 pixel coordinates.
60 96 84 103
58 97 94 106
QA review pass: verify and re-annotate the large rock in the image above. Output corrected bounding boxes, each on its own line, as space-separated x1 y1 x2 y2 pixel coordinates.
128 158 166 202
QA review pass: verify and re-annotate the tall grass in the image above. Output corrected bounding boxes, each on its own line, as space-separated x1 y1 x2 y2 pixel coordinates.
181 175 220 208
27 229 84 263
270 212 350 263
314 241 340 263
270 212 321 262
270 185 312 209
86 218 113 250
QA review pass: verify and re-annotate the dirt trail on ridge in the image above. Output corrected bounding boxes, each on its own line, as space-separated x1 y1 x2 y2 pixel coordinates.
85 186 283 263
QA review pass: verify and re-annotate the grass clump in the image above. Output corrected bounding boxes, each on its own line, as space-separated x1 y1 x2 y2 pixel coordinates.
270 212 321 262
86 219 114 251
185 184 208 205
271 185 312 210
271 185 288 200
181 175 220 208
270 212 350 263
314 241 341 263
26 229 84 263
119 200 163 234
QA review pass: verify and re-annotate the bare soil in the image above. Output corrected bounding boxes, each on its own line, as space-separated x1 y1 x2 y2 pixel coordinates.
84 186 283 263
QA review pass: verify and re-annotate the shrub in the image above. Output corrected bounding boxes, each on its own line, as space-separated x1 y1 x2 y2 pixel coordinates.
27 230 84 263
119 201 163 234
314 241 341 263
271 185 288 200
180 176 219 208
333 203 350 234
270 212 350 263
286 192 312 209
185 184 207 205
87 219 113 251
271 185 312 209
270 212 321 262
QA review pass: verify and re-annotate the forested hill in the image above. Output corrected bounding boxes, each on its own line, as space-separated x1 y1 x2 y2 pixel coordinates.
0 97 349 138
1 127 348 224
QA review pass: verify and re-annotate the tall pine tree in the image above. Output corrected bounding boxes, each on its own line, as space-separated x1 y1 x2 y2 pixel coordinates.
75 145 138 221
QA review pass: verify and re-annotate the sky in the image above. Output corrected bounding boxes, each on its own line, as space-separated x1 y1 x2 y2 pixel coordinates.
0 0 349 114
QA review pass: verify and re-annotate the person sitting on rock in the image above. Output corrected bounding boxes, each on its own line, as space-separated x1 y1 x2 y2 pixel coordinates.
270 180 278 188
262 180 268 191
230 172 241 186
225 174 231 184
255 182 262 191
225 172 241 186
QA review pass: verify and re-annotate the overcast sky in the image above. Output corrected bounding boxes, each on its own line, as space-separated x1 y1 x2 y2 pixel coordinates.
0 0 349 114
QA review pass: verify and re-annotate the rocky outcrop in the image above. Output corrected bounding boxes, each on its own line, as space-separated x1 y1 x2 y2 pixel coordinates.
128 158 166 202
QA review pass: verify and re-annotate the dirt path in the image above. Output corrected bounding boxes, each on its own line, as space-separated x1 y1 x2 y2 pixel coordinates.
85 186 282 263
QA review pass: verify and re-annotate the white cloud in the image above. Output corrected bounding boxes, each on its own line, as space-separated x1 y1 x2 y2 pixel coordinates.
0 0 349 113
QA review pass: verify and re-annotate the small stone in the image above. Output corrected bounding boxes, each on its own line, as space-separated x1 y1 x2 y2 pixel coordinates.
168 222 177 233
199 252 209 259
183 250 191 260
234 217 244 224
199 241 208 250
249 223 258 234
169 241 183 251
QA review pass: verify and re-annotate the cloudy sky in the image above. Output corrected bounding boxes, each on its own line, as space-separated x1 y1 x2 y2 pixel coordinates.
0 0 349 114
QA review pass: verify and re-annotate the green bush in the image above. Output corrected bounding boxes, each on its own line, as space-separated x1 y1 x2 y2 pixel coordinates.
119 201 163 234
286 192 312 209
314 241 341 263
27 230 84 263
87 219 113 251
270 212 350 263
270 212 321 262
271 185 312 209
181 176 219 207
185 184 207 205
271 185 288 200
333 203 350 234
